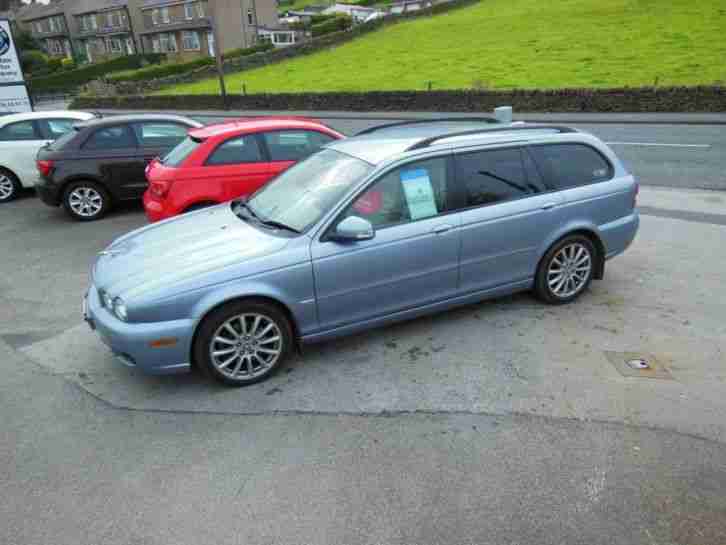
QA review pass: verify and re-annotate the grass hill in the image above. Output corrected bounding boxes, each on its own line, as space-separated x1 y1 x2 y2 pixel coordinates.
159 0 726 95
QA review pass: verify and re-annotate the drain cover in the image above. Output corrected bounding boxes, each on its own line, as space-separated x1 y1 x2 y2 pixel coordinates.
604 351 674 380
626 358 650 370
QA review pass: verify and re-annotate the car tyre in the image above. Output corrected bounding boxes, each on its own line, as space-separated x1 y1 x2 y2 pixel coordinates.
0 169 21 203
535 235 596 304
63 181 111 221
194 300 293 387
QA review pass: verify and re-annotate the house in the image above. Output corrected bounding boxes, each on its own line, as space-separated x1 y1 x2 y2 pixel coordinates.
386 0 431 15
70 0 143 63
138 0 279 61
322 2 377 23
18 0 73 59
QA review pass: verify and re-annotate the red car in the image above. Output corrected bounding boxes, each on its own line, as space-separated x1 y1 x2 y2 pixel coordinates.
143 117 343 222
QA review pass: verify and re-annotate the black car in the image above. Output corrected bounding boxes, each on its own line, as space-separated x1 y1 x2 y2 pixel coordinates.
35 114 203 221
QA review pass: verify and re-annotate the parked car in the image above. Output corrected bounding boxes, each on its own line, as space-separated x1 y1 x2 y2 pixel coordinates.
143 117 344 222
83 121 639 386
35 114 203 220
0 110 96 203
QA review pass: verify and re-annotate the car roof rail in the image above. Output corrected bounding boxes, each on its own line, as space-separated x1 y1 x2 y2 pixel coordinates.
355 117 500 136
405 124 578 151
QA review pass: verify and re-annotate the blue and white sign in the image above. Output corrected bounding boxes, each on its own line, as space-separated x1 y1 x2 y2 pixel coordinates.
0 19 32 113
400 168 438 220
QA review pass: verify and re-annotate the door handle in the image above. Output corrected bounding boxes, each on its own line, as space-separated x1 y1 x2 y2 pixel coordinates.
541 202 558 210
431 224 453 234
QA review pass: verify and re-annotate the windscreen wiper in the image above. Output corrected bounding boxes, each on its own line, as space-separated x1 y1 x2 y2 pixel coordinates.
258 219 300 234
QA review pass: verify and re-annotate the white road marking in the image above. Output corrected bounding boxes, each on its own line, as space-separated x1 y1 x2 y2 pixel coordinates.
606 142 711 148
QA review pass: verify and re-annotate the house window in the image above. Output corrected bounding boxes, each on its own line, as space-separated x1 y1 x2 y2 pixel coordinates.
89 14 97 30
108 38 123 53
78 16 86 31
273 32 292 44
152 36 160 52
106 11 121 28
49 17 57 32
96 38 106 53
159 33 177 52
151 9 159 25
34 21 42 34
184 2 194 20
161 7 170 23
50 40 64 54
182 30 200 50
247 9 253 25
196 2 205 17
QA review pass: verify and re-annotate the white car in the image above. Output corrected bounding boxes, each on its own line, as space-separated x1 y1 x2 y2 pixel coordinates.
0 110 96 203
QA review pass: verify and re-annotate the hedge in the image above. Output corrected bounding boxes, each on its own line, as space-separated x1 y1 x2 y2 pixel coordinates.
311 14 353 37
70 86 726 113
28 54 166 93
108 43 274 83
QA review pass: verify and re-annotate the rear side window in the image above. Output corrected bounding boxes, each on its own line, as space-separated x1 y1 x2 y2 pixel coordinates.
263 130 336 162
83 125 136 150
206 135 263 165
40 118 76 139
529 144 613 190
162 136 201 167
48 128 80 150
0 120 39 141
455 147 545 208
132 122 188 148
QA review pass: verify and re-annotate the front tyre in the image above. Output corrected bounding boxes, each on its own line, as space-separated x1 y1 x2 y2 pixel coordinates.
63 181 110 221
535 235 596 304
194 300 293 386
0 169 21 203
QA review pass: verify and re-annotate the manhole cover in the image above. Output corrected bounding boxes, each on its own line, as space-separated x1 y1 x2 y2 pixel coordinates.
604 351 674 380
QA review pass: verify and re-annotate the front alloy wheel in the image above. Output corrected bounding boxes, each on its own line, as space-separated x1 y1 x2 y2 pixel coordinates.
195 301 293 386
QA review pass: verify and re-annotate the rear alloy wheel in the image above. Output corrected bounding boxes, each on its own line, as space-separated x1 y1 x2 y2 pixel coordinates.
535 235 596 304
195 300 293 386
63 181 110 221
0 170 21 203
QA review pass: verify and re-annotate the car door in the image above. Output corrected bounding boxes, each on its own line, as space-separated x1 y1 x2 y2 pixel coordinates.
78 124 143 200
0 120 49 186
454 145 565 293
261 129 338 177
203 133 271 200
311 155 461 332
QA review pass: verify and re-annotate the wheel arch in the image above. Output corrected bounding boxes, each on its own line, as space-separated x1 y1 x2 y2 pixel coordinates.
189 293 302 368
538 225 606 280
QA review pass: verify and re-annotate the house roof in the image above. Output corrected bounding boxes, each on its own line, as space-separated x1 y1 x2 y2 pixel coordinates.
18 1 65 21
70 0 128 16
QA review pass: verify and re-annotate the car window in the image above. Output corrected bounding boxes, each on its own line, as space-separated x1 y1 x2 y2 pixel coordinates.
455 147 541 208
263 130 336 162
340 157 450 230
132 122 188 148
162 136 201 167
529 144 613 190
83 125 136 150
206 135 263 165
40 118 77 140
0 120 39 141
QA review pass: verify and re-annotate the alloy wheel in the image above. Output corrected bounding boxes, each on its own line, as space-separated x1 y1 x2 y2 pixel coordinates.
0 175 15 201
68 187 103 218
547 242 592 298
209 313 283 380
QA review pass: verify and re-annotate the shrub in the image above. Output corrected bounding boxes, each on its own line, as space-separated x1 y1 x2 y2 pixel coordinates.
28 54 166 92
108 43 274 83
47 57 63 72
311 14 352 36
61 57 76 70
20 50 49 75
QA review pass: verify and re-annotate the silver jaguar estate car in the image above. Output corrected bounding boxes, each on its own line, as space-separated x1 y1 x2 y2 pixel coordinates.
84 120 639 386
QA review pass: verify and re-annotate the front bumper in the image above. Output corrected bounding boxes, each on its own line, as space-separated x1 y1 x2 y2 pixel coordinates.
84 286 194 375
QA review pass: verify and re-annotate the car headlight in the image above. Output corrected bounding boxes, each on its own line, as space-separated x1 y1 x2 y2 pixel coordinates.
112 297 128 321
102 291 113 310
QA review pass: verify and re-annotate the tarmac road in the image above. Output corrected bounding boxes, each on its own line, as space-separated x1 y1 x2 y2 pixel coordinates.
2 110 726 544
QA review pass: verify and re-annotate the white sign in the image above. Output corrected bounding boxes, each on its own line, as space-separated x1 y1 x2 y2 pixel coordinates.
0 19 32 113
400 168 438 220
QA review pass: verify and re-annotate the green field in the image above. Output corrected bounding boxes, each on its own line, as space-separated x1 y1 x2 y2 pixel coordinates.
160 0 726 94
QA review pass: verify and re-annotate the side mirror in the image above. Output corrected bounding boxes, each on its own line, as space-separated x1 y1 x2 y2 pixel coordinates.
331 216 375 242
